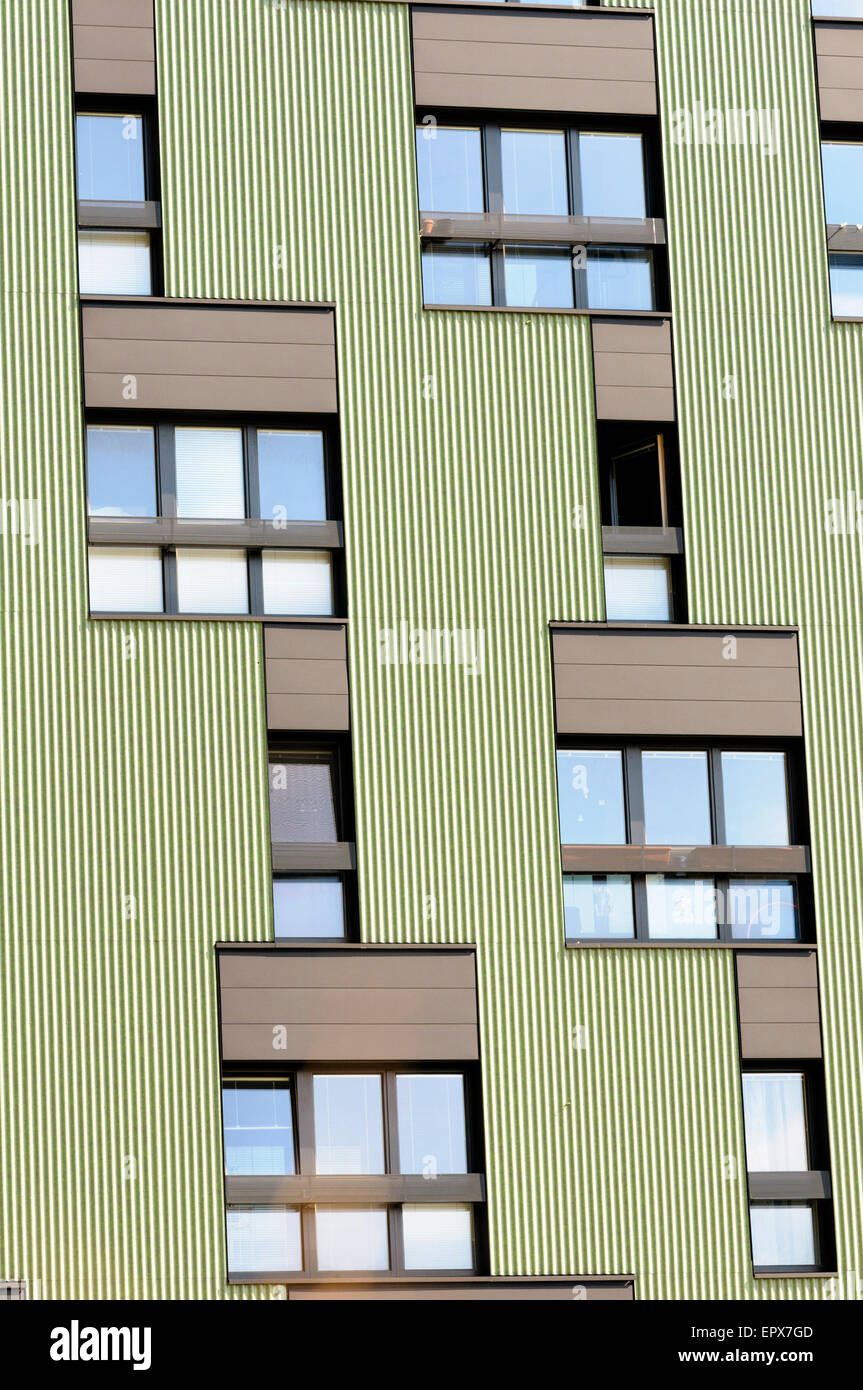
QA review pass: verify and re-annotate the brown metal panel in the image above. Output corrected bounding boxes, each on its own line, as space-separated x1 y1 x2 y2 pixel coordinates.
73 58 156 95
420 213 665 247
594 386 676 422
78 200 160 229
87 518 340 548
265 660 349 697
414 38 655 83
554 698 803 738
221 986 477 1025
84 338 335 380
266 693 350 731
592 319 672 356
739 1024 822 1059
747 1171 831 1200
82 303 335 346
414 71 656 116
554 662 801 704
736 951 818 990
601 526 683 556
552 628 799 668
225 1174 485 1204
219 948 477 991
737 989 821 1025
593 352 676 390
264 624 346 662
73 0 153 23
73 25 153 61
221 1023 480 1062
815 22 863 58
83 373 337 413
818 89 863 123
411 10 655 50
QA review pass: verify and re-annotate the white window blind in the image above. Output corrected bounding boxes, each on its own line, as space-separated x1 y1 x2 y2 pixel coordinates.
175 549 249 614
604 556 671 621
262 550 333 615
88 547 163 613
78 231 151 295
175 428 245 519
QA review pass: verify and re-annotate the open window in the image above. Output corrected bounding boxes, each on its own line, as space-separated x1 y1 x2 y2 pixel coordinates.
597 423 686 622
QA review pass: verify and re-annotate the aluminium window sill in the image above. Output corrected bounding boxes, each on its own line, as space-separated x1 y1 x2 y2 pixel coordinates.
225 1174 485 1204
420 212 665 247
87 516 343 548
748 1171 831 1201
271 841 355 872
601 525 683 555
560 844 810 874
752 1269 838 1279
78 199 160 230
88 611 347 624
422 303 670 318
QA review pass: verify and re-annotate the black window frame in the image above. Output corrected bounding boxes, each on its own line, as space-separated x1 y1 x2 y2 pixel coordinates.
84 411 345 618
221 1062 486 1280
74 96 163 297
416 110 669 311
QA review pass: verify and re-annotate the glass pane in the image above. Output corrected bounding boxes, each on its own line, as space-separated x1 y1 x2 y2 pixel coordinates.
504 246 574 308
421 243 492 306
314 1208 389 1271
257 430 326 521
721 751 789 846
604 556 672 621
88 546 163 613
642 750 711 844
416 126 484 213
226 1207 302 1273
563 875 635 940
501 130 568 214
646 876 718 940
579 133 646 218
262 550 333 615
403 1206 474 1271
78 230 151 295
222 1082 295 1175
76 114 145 201
313 1074 385 1174
812 0 863 14
829 254 863 315
821 142 863 226
175 427 245 519
742 1074 808 1172
273 877 345 939
557 749 626 844
728 880 799 941
750 1204 816 1269
175 549 248 614
586 247 654 310
86 425 156 517
269 756 338 842
396 1074 467 1175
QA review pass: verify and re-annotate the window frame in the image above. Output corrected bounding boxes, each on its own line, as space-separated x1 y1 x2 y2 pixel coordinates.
416 110 667 311
222 1063 485 1280
74 96 163 296
563 871 805 944
85 412 344 618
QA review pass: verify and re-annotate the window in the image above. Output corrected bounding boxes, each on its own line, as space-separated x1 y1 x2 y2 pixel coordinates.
557 743 806 943
741 1070 833 1273
556 749 627 845
268 741 354 941
597 425 686 622
223 1067 480 1279
222 1082 295 1175
418 118 663 310
75 109 159 295
821 140 863 226
85 420 340 616
812 0 863 13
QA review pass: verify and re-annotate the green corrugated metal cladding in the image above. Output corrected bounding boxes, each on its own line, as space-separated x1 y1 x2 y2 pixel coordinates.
0 0 859 1298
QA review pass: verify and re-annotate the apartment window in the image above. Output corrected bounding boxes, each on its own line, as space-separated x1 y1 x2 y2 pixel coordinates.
417 118 664 310
85 421 340 616
223 1067 481 1279
812 1 863 13
75 107 160 295
558 743 806 943
269 742 353 941
598 424 686 622
742 1070 834 1273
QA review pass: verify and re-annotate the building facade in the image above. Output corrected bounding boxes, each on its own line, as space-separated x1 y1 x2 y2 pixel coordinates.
0 0 862 1300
